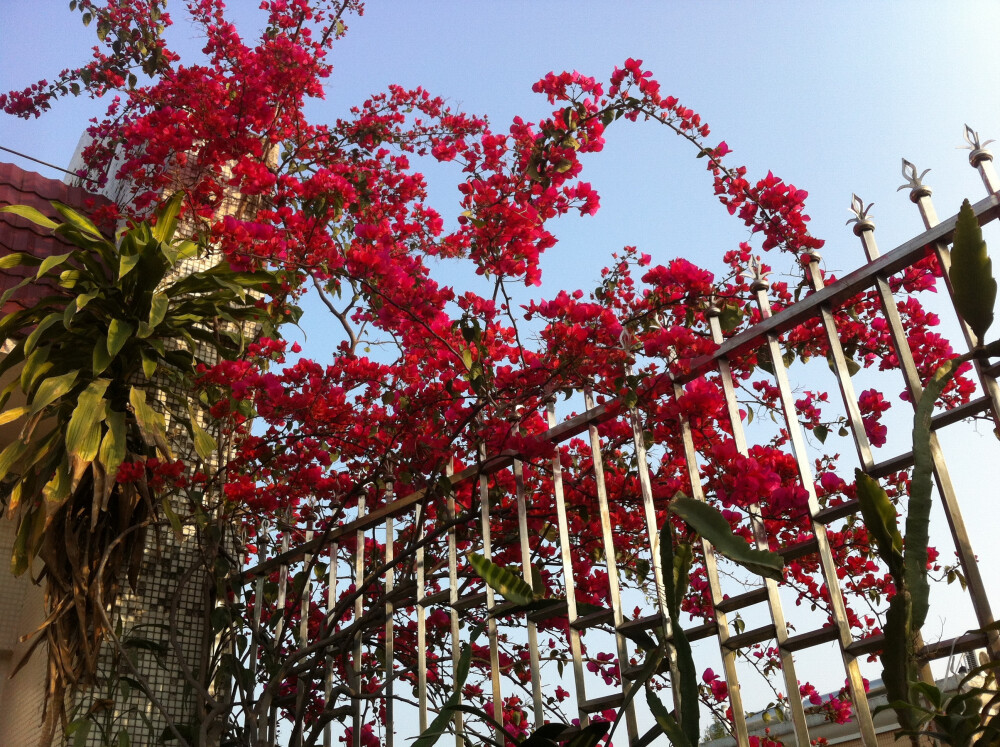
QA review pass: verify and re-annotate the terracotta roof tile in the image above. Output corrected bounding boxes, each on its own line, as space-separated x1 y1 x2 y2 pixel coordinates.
0 162 114 316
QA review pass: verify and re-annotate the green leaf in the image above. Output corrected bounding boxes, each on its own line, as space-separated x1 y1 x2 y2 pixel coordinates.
36 251 74 279
813 424 829 444
412 628 480 747
107 318 134 357
657 517 699 745
130 386 172 459
718 303 744 334
152 191 185 244
93 335 112 375
98 409 127 478
52 202 105 239
0 406 29 428
0 205 58 230
0 439 30 483
11 502 46 576
669 496 784 580
64 378 109 461
950 198 997 344
0 252 42 270
646 688 692 747
564 722 611 747
187 406 217 461
468 552 534 606
855 469 903 578
119 252 142 280
29 369 79 415
140 348 158 379
24 312 63 355
908 357 962 632
148 292 168 330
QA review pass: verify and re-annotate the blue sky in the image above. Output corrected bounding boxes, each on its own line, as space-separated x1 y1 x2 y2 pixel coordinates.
4 0 1000 718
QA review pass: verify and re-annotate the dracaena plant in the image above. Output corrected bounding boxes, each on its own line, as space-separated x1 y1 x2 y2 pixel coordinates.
0 192 293 742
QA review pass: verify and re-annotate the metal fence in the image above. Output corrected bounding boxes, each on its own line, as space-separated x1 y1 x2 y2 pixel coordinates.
240 128 1000 747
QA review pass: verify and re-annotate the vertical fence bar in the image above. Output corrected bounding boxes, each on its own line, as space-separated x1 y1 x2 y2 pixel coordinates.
294 521 315 745
750 275 880 746
853 200 1000 661
324 541 339 747
247 523 269 690
478 446 504 735
353 496 367 747
670 372 751 745
546 403 594 730
415 498 429 733
446 461 465 747
384 509 395 747
706 308 811 745
580 392 638 743
514 460 545 725
266 514 293 747
627 390 685 718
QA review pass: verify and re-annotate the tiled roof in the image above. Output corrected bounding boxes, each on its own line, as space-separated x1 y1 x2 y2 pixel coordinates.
0 162 113 315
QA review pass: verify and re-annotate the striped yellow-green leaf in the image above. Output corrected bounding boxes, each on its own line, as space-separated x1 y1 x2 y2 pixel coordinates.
93 336 112 375
950 198 997 344
468 552 534 606
29 369 79 415
65 379 110 462
119 252 142 280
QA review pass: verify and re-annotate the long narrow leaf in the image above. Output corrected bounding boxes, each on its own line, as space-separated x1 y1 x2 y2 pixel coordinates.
0 205 58 229
670 496 784 580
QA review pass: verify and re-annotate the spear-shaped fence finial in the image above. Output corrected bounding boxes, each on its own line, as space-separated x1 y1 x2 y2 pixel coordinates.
961 124 995 167
898 159 932 202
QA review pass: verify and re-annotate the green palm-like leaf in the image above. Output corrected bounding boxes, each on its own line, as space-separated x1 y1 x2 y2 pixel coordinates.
950 198 997 344
669 496 784 580
107 318 134 357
